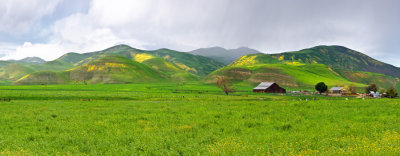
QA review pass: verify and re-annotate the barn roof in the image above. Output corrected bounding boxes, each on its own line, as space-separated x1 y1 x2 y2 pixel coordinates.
329 87 344 91
253 82 275 90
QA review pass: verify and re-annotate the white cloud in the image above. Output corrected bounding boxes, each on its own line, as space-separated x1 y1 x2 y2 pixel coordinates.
0 0 61 34
0 42 62 60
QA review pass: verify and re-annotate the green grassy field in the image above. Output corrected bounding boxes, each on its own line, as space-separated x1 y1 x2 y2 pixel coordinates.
0 83 399 155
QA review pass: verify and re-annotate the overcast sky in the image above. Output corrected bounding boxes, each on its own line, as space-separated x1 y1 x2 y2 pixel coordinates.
0 0 399 66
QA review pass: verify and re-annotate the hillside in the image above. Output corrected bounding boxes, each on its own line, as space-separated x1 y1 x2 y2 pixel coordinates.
271 46 400 77
0 64 35 81
15 55 199 85
0 60 74 82
56 45 224 76
221 45 400 90
231 45 400 78
5 44 400 89
207 64 363 89
133 54 198 81
0 57 74 83
8 57 46 64
207 63 399 90
15 56 167 85
1 45 221 84
14 71 70 85
190 47 261 65
18 57 46 64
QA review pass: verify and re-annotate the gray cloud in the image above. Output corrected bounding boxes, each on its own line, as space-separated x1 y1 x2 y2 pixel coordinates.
0 0 399 66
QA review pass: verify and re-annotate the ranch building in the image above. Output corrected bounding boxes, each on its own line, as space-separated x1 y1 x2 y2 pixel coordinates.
253 82 286 93
329 87 344 94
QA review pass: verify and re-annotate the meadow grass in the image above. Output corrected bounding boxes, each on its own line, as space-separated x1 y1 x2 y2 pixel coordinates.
0 83 399 155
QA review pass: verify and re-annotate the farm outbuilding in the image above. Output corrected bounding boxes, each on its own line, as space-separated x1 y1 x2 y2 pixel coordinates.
253 82 286 93
329 87 344 94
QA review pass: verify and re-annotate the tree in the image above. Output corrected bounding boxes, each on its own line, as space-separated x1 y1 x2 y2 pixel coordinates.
365 83 378 93
215 76 236 95
385 87 398 98
315 82 328 94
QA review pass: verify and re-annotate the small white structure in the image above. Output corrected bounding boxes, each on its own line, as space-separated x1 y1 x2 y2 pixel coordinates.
369 91 381 98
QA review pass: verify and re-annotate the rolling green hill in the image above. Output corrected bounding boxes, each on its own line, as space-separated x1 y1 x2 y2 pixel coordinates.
15 56 167 85
4 45 400 89
0 64 35 81
217 46 400 90
333 69 399 89
15 55 199 85
207 64 366 89
56 45 224 76
207 63 399 90
275 46 400 77
14 71 70 85
231 46 400 78
67 55 167 84
3 45 221 84
0 59 74 83
134 54 198 81
30 60 75 71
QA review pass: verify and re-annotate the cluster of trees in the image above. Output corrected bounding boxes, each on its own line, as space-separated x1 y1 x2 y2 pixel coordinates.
365 83 398 98
315 82 398 98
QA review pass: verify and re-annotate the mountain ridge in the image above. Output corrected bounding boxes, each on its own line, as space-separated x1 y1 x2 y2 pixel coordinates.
231 45 400 78
1 44 399 89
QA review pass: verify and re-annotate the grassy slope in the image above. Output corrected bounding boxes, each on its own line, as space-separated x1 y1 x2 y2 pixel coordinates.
230 54 280 66
139 57 198 81
227 48 400 90
269 45 400 78
142 48 224 76
15 56 168 85
56 52 96 65
0 59 75 83
70 55 166 84
0 64 36 81
207 64 367 90
334 69 399 89
16 54 200 85
13 71 70 85
56 45 224 76
30 60 75 71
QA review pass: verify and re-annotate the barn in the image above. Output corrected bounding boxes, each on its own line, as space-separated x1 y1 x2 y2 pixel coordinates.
253 82 286 93
329 87 344 94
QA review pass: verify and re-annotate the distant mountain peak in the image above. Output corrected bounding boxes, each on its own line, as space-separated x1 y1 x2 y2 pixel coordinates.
235 46 252 50
9 57 46 64
190 46 261 65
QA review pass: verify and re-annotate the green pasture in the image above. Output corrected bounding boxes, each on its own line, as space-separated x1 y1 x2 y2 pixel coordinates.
0 83 399 155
